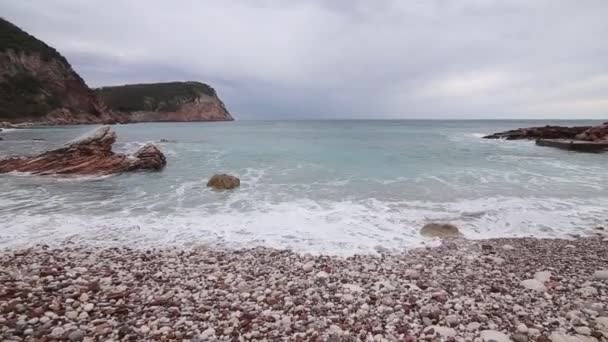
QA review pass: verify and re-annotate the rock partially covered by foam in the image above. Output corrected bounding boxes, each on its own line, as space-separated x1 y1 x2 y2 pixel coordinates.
207 174 240 190
0 126 166 175
420 223 462 238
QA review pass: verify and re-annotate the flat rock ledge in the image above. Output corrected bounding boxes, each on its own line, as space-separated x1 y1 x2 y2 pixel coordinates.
1 237 606 341
0 126 166 175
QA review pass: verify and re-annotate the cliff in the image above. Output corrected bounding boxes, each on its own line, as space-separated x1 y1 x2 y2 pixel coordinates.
0 18 123 124
95 82 233 122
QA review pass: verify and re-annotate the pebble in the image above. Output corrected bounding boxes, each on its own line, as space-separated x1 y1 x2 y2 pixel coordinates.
0 237 605 341
592 270 608 280
68 329 85 341
480 330 511 342
521 279 546 291
302 261 314 272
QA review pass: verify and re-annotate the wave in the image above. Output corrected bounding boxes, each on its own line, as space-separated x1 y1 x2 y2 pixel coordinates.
1 195 605 255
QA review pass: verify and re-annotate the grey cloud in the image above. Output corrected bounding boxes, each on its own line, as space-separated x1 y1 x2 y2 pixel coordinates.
1 0 607 119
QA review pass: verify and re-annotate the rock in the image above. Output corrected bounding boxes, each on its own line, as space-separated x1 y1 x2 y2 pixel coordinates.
480 330 511 342
424 326 456 338
512 333 528 342
83 303 94 312
502 244 516 250
207 174 240 190
534 271 552 282
302 261 314 273
517 323 528 334
576 122 608 141
445 314 459 327
0 126 167 175
549 333 595 342
574 327 591 335
51 326 65 337
483 125 590 140
592 270 608 280
578 286 598 296
68 329 85 341
420 223 462 238
315 271 329 280
521 279 546 291
596 317 608 328
466 322 481 332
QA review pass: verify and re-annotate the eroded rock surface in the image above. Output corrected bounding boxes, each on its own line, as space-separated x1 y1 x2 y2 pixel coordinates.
0 126 166 175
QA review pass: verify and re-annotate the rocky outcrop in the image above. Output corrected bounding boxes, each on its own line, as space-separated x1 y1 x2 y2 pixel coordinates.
483 126 591 140
95 82 233 122
576 122 608 141
207 174 241 190
0 18 125 125
420 223 462 238
0 126 166 175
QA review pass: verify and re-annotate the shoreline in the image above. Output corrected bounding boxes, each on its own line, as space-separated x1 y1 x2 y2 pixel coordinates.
1 236 607 341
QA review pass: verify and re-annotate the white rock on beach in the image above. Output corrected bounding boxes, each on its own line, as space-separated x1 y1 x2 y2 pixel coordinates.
521 278 546 291
480 330 511 342
592 270 608 280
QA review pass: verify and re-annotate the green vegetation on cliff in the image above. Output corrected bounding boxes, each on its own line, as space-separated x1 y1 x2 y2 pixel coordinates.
95 82 218 112
0 17 69 64
0 18 77 119
0 72 61 118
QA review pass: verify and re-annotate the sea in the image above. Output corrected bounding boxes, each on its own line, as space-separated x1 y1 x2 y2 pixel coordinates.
1 120 606 255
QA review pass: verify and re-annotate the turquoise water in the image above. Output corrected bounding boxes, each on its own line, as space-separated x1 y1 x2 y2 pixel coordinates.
1 120 607 254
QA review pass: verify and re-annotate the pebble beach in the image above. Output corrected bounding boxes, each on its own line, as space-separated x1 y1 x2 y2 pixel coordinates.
1 236 607 341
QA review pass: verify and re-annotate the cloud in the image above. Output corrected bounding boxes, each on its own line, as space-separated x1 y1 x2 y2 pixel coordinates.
1 0 607 119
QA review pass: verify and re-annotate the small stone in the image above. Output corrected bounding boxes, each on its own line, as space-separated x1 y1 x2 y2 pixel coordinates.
315 271 329 280
480 330 511 342
79 293 89 302
201 327 216 339
424 326 456 338
68 329 85 341
574 326 591 335
445 315 459 327
51 327 65 338
534 271 551 282
466 322 481 332
140 325 150 334
78 311 89 320
517 323 528 334
302 261 314 273
83 303 94 312
593 270 608 280
512 334 528 342
502 244 515 250
66 311 78 320
578 286 598 296
521 279 546 291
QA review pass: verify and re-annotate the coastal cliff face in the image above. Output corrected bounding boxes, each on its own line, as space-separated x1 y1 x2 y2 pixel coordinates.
95 82 233 122
0 18 233 125
0 18 122 124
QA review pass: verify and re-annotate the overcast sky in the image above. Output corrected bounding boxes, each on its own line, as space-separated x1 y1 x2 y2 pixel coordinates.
2 0 608 119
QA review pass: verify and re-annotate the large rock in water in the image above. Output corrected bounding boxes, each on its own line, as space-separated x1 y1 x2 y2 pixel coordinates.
207 174 240 190
420 223 462 238
483 125 590 140
0 126 166 175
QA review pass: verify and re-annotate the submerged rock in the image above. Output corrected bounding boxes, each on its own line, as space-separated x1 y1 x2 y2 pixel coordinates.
420 223 462 238
207 174 240 190
0 126 166 175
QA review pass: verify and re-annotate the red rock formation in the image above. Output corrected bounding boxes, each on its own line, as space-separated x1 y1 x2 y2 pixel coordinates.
576 122 608 141
0 126 166 175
